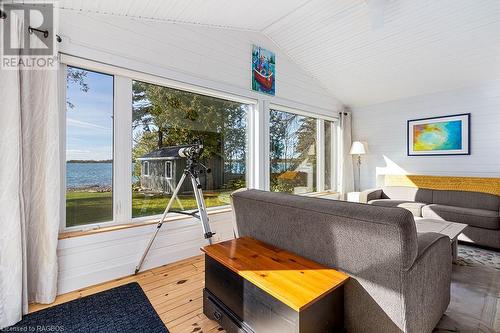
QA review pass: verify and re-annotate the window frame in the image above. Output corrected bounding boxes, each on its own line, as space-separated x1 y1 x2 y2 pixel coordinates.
143 161 150 176
165 161 173 179
61 64 117 231
267 103 338 194
129 78 254 222
60 55 339 232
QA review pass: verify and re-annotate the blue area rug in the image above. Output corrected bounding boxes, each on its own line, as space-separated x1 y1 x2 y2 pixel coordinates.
4 282 169 333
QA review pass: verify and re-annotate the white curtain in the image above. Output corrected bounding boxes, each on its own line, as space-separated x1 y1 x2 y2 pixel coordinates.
339 111 354 198
0 12 60 329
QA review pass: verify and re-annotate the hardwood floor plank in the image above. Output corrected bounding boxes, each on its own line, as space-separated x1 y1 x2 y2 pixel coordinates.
155 289 203 315
148 279 204 306
161 297 203 324
164 307 203 330
29 255 223 332
141 266 203 292
170 314 220 333
146 273 204 300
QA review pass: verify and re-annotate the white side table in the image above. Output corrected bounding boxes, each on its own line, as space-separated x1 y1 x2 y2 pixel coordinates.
347 192 361 202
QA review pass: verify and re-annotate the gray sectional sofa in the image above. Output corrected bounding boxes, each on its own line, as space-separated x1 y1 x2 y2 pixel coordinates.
231 189 451 333
360 186 500 249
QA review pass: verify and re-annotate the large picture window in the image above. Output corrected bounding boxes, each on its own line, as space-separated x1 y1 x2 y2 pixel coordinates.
65 67 114 227
61 59 338 231
132 81 248 218
269 109 317 194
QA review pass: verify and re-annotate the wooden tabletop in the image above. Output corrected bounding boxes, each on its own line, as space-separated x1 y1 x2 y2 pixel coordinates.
201 237 349 311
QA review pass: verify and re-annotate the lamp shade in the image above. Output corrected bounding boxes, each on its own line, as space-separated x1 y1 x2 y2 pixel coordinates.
349 141 367 155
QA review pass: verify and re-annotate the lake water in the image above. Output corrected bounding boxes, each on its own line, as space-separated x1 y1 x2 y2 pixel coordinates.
67 161 245 189
67 163 112 188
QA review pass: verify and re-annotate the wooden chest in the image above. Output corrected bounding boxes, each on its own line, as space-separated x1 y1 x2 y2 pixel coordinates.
202 237 349 333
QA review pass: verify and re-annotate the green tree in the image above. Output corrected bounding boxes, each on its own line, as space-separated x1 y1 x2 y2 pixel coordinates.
66 67 89 109
132 82 247 189
296 117 316 162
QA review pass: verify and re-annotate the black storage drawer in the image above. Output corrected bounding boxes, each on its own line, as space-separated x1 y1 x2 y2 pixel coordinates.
204 255 344 333
204 289 249 333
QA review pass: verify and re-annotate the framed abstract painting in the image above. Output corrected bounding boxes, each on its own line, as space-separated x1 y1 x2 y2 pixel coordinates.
407 113 470 156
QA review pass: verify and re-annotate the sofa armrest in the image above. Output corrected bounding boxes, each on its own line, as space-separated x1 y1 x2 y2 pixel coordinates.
413 232 451 265
402 232 451 332
359 188 383 203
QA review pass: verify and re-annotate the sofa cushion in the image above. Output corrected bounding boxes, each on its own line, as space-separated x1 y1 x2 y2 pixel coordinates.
422 204 500 230
432 189 500 211
368 199 426 217
382 186 433 203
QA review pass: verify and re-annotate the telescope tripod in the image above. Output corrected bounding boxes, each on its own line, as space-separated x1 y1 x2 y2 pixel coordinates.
135 164 215 274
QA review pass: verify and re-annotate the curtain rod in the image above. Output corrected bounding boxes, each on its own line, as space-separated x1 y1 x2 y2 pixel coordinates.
0 10 61 42
28 26 62 42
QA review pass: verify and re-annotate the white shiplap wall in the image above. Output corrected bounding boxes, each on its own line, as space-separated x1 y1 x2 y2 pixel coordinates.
352 81 500 189
57 212 235 294
56 10 341 294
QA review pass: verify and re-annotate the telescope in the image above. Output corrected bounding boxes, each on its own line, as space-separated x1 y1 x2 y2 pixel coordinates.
177 143 203 158
135 141 214 274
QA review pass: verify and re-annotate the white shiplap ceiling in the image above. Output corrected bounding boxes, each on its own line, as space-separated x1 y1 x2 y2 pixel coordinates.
264 0 500 106
56 0 311 31
55 0 500 107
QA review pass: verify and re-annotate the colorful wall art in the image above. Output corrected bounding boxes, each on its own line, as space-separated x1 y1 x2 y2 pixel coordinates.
252 45 275 95
407 113 470 156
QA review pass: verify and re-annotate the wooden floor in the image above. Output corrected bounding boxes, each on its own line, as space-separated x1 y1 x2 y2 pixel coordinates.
29 255 224 333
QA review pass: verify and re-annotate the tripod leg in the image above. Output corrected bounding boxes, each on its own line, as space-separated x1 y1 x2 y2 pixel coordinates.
135 173 187 274
165 179 184 210
190 174 214 244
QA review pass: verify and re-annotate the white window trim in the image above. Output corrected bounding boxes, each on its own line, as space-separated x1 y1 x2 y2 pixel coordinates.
143 161 150 176
60 55 340 232
114 75 133 225
329 120 338 191
317 119 325 192
269 103 338 122
165 161 173 179
59 63 68 231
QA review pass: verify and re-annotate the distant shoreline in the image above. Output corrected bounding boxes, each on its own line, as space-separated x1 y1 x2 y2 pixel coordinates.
67 160 112 164
67 185 112 192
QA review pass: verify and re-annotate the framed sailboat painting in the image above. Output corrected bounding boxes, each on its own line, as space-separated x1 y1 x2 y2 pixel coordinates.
407 113 471 156
252 45 275 95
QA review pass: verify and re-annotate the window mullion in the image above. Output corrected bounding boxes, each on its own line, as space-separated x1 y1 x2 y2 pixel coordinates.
59 63 68 231
113 76 133 224
262 100 271 191
317 119 325 192
330 121 337 191
249 99 268 190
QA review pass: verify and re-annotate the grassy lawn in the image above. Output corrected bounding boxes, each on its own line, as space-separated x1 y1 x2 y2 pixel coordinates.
66 191 113 227
66 191 231 227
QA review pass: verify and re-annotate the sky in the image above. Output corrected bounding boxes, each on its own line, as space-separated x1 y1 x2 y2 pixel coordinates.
66 67 114 161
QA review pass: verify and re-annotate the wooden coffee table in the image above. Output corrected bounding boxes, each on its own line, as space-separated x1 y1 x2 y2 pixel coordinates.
414 218 468 262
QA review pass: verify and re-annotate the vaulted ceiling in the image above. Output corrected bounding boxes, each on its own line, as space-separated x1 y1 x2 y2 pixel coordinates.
56 0 500 107
55 0 310 31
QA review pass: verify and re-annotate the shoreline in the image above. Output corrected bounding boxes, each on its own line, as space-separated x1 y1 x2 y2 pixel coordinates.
67 185 112 193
